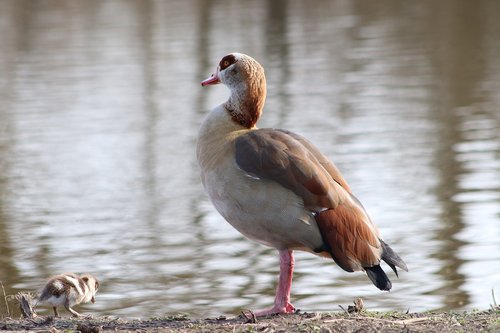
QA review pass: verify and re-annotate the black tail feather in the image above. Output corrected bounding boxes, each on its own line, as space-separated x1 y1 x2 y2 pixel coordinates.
380 240 408 277
386 262 399 277
365 265 392 291
364 240 407 291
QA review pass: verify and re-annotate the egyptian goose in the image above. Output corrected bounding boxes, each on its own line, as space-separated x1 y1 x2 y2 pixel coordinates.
197 53 407 316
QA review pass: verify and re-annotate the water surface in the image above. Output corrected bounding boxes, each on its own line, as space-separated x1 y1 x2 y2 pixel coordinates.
0 0 499 318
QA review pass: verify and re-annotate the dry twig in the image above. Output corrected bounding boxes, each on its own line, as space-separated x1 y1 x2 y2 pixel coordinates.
0 281 10 317
491 288 499 310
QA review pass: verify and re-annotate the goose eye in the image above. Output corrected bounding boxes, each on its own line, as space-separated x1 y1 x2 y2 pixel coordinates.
219 54 236 70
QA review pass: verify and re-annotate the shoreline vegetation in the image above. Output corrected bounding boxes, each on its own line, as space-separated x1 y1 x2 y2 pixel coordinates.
1 293 499 332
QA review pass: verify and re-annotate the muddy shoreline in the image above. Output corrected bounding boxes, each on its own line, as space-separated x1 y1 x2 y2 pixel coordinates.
1 309 499 332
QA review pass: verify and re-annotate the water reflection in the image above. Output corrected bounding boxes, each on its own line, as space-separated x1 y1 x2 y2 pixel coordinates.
0 0 499 318
427 0 500 310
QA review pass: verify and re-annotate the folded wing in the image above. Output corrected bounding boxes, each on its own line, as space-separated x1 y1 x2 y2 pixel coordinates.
234 129 407 289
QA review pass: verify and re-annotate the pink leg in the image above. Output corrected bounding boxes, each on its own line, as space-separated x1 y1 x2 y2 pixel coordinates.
253 249 296 317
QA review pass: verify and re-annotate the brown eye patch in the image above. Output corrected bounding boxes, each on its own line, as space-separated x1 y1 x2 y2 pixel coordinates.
219 54 237 70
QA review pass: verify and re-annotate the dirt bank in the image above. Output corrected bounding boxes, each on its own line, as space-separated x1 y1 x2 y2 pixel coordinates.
1 308 499 333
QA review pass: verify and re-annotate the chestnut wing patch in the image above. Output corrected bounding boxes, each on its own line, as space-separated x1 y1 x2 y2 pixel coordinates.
235 129 341 210
315 206 381 272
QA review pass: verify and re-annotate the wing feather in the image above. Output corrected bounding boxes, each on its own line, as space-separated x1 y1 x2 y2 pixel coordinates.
234 128 387 273
235 129 345 210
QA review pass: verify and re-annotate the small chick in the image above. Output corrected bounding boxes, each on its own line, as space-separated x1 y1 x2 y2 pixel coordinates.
37 273 99 317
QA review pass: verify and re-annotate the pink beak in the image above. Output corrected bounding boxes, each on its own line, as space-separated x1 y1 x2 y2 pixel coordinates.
201 72 221 86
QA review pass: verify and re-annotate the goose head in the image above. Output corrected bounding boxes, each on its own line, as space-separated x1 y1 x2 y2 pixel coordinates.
201 53 267 129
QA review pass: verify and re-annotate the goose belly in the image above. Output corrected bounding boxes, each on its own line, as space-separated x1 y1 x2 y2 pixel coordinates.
201 161 324 251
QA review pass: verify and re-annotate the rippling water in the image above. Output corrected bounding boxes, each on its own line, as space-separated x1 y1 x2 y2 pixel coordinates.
0 0 499 318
